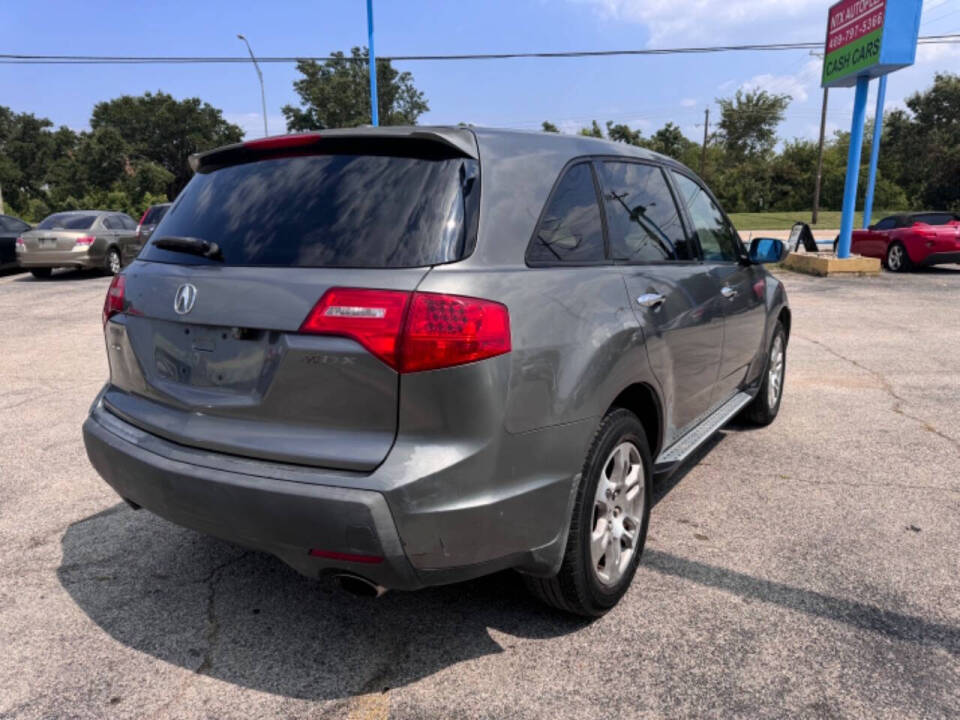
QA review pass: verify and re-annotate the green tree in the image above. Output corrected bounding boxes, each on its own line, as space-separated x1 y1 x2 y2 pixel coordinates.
541 121 560 133
881 73 960 209
0 108 77 215
283 47 429 131
605 121 644 146
715 89 791 161
579 120 604 138
648 122 695 161
90 91 243 196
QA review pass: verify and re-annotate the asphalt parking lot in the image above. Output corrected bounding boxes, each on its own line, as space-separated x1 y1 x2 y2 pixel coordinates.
1 265 958 719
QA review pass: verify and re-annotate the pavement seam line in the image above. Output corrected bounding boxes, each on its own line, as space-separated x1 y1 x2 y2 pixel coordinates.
795 333 960 457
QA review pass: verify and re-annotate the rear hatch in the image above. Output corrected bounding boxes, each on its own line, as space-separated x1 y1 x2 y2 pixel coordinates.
103 130 480 471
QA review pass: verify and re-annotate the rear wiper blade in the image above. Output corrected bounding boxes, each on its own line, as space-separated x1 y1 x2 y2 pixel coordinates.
152 235 223 261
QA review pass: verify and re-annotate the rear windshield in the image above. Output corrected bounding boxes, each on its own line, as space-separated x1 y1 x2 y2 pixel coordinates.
143 205 169 225
913 213 959 226
36 213 97 230
140 153 479 268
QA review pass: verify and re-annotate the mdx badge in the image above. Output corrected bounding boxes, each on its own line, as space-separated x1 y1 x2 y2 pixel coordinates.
173 283 198 315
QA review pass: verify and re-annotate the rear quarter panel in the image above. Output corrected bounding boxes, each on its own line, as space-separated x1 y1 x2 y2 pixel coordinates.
418 266 650 434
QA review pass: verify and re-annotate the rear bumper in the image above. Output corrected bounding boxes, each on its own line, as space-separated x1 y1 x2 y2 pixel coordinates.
83 408 423 590
18 250 101 269
82 387 588 589
919 251 960 267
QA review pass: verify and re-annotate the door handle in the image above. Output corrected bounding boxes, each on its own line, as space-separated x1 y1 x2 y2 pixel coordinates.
721 286 739 299
637 293 665 308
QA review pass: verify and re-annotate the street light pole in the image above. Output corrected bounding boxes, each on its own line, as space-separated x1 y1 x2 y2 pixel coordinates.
237 34 268 137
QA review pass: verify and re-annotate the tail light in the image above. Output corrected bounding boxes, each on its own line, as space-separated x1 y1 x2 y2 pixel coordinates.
244 133 322 152
401 292 511 373
75 236 95 246
300 288 411 368
102 274 125 326
15 237 24 251
299 288 511 373
135 209 148 241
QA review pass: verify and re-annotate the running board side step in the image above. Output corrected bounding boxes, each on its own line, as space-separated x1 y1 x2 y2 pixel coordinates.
654 392 753 472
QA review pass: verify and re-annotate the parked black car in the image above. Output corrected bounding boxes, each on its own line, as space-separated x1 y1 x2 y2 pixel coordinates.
0 214 31 271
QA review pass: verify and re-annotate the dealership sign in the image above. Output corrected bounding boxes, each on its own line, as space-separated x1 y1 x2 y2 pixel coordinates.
822 0 923 88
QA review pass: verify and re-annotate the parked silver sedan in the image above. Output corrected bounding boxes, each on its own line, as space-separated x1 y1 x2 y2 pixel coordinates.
17 210 140 278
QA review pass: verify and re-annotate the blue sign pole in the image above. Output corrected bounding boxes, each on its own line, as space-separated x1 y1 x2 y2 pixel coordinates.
862 74 887 229
366 0 379 127
836 75 870 259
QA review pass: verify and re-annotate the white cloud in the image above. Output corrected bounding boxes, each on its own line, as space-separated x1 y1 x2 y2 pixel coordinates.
574 0 824 44
680 97 697 107
740 58 821 103
916 42 960 65
223 112 288 139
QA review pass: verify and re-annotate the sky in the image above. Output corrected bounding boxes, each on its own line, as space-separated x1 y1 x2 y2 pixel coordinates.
2 0 959 144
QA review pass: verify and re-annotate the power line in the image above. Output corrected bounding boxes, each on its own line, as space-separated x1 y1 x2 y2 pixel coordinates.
2 35 959 65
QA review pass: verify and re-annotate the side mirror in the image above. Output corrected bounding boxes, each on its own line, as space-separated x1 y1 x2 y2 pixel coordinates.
749 237 787 264
868 224 876 231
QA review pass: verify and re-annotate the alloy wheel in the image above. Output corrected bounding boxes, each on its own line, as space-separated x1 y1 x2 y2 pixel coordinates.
767 334 784 408
888 245 902 271
590 441 645 586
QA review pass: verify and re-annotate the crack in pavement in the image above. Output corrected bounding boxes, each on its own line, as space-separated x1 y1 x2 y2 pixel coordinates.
796 334 960 457
195 551 252 676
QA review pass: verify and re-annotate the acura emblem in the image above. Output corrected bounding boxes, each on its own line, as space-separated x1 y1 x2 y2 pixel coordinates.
173 283 198 315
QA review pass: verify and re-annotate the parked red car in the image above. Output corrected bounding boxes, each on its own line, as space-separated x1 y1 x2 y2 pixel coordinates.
837 212 960 272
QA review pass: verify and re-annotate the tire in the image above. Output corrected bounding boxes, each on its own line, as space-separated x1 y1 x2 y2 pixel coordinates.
743 321 787 426
103 247 122 276
525 408 652 616
885 242 912 273
30 268 52 279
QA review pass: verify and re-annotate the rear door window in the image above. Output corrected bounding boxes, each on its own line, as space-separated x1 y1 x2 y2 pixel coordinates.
874 217 897 230
527 162 606 264
104 216 122 230
141 153 478 268
597 161 691 262
671 172 740 262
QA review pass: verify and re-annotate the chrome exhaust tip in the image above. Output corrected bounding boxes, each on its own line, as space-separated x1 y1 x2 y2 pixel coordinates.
333 573 388 598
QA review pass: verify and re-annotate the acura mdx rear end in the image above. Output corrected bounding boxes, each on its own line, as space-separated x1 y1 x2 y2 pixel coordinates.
84 126 789 616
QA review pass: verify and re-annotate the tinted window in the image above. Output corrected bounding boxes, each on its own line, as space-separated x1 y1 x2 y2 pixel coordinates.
874 217 897 230
598 162 690 262
671 172 740 262
36 213 97 231
141 154 478 268
913 213 957 226
143 205 169 225
528 162 605 264
120 214 137 230
104 216 122 230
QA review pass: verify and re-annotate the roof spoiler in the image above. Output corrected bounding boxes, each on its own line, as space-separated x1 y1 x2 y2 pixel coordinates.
189 127 478 173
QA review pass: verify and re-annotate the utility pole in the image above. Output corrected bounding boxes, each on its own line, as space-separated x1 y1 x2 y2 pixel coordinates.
699 108 709 178
812 86 829 225
237 34 268 137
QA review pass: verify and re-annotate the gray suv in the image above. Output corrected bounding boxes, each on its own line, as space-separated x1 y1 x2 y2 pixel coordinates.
83 127 789 616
